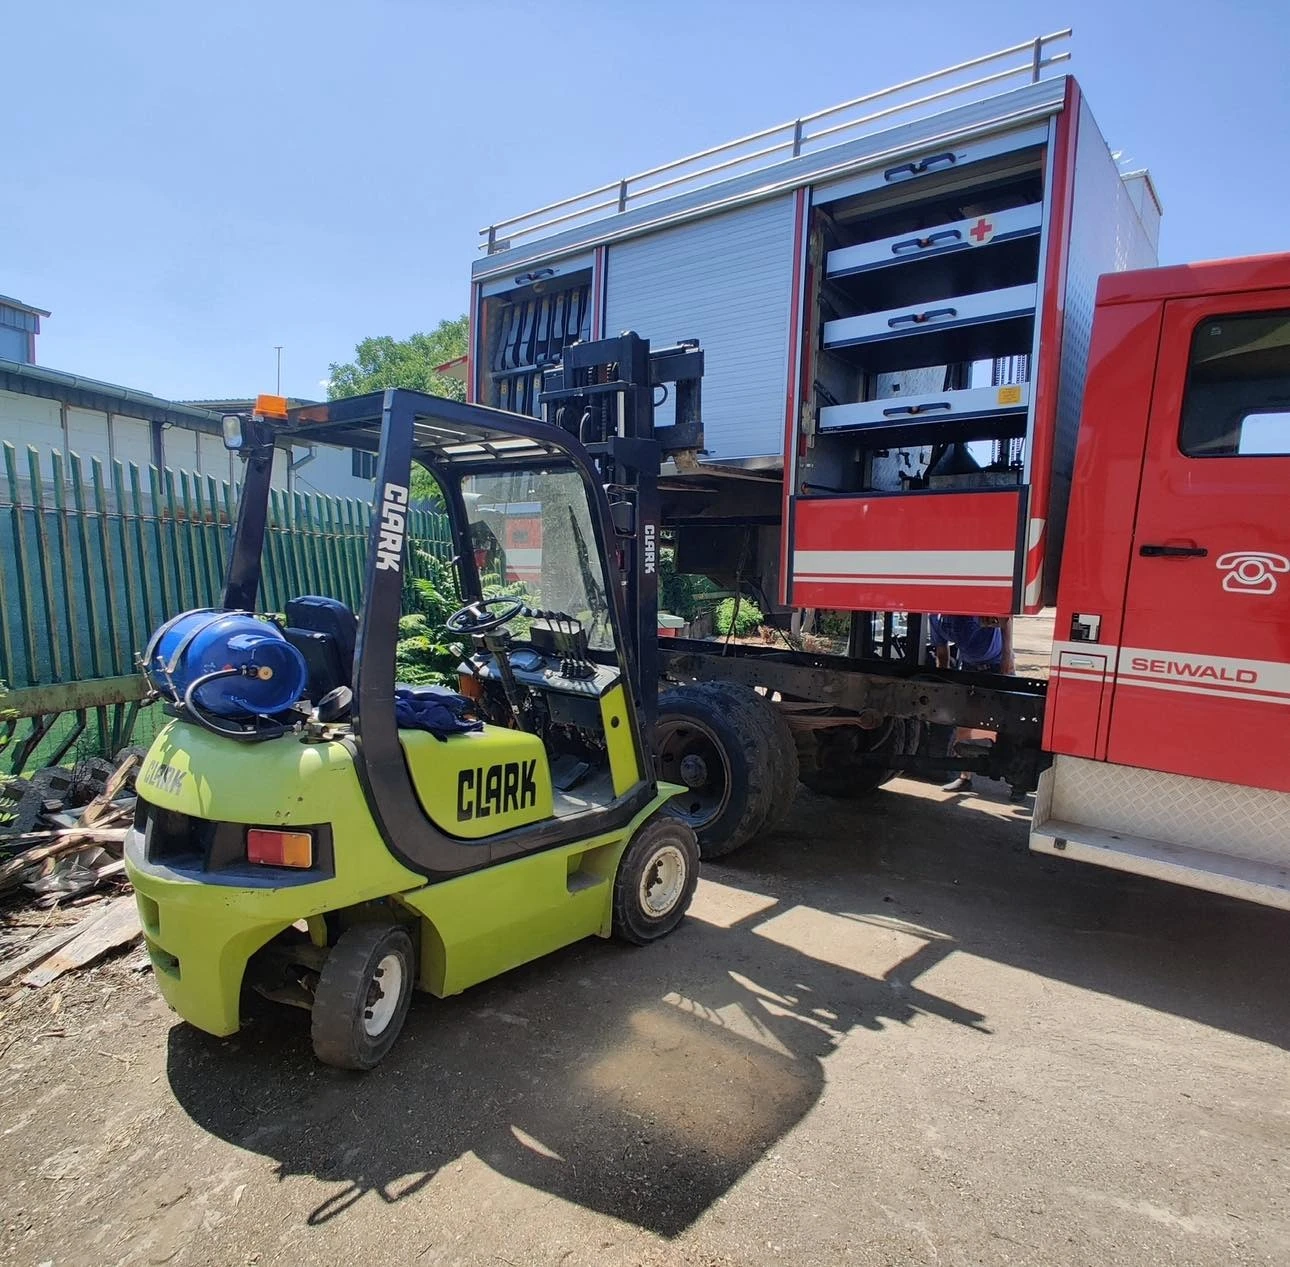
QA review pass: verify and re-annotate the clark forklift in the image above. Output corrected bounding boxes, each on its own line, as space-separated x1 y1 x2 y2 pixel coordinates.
126 334 706 1069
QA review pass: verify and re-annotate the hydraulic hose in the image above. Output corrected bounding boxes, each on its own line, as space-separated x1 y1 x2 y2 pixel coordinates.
181 668 289 744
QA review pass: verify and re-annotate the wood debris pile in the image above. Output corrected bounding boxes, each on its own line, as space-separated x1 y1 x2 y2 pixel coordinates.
0 751 146 992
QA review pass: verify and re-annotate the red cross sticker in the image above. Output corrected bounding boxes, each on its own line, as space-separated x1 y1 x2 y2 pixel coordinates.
968 216 995 245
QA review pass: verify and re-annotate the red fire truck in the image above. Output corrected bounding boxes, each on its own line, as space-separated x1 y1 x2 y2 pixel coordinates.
465 33 1290 910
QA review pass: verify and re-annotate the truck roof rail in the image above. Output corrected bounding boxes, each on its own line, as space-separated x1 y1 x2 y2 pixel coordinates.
480 30 1072 254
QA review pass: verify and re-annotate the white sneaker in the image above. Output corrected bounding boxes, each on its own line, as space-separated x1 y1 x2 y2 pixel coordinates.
941 775 972 793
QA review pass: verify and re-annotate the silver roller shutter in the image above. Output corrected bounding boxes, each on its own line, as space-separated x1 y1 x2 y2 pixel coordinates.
603 195 797 463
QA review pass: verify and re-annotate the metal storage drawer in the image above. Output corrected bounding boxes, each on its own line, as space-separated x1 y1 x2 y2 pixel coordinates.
822 283 1036 372
826 202 1043 278
819 381 1031 431
810 123 1048 207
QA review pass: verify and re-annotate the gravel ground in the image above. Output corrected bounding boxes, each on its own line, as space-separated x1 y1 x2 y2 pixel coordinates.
2 775 1287 1266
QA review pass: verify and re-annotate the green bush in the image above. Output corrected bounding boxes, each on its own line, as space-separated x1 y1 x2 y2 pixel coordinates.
403 550 460 626
394 613 464 686
818 610 851 638
715 596 763 638
659 548 718 620
398 551 464 685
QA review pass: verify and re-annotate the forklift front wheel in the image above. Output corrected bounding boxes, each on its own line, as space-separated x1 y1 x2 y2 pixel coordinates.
612 817 700 945
310 923 415 1071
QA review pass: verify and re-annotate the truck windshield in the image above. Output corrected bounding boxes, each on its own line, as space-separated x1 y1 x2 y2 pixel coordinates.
462 468 616 652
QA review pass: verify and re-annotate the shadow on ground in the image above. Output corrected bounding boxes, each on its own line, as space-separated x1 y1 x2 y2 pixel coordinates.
167 779 1290 1238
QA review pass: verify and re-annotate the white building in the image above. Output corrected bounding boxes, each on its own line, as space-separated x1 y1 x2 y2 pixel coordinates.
0 295 375 502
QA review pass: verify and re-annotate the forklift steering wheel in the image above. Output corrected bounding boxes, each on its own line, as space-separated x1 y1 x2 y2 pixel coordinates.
445 596 527 635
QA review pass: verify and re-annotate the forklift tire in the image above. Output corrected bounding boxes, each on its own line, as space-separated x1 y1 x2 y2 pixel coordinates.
612 816 701 945
689 681 799 831
796 718 906 800
310 923 414 1071
656 683 783 858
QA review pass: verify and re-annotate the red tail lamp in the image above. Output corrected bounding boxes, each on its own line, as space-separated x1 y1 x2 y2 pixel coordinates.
246 828 313 869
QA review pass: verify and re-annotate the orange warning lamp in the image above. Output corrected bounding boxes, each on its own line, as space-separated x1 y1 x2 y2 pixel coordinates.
253 394 290 420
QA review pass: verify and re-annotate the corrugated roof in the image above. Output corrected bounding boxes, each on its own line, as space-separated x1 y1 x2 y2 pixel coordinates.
178 397 321 410
0 358 224 430
0 294 51 319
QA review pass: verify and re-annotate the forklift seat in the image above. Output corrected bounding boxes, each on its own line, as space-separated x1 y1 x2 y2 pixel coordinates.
283 595 358 703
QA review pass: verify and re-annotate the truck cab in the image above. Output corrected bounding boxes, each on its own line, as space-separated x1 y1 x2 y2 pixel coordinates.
1035 253 1290 908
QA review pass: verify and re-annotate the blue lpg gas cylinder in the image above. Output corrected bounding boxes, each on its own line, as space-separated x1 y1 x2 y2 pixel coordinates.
144 610 308 717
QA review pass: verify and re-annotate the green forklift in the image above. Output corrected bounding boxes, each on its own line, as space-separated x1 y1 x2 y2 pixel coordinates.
126 335 706 1069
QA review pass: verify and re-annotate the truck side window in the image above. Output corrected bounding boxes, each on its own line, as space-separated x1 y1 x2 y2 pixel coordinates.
1180 310 1290 457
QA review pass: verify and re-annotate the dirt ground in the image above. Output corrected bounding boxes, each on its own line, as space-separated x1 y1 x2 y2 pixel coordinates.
2 773 1287 1267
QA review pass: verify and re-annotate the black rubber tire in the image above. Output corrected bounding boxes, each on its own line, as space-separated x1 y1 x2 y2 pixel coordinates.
691 681 799 830
796 717 905 799
310 923 414 1071
612 815 701 945
655 682 783 857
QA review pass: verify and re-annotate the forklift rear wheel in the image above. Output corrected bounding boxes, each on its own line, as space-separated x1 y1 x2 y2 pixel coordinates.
613 817 701 945
656 683 786 857
310 923 414 1071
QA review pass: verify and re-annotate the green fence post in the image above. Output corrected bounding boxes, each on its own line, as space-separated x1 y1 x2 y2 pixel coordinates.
90 457 127 676
4 444 40 687
111 459 144 670
68 453 105 679
27 448 65 685
149 465 176 618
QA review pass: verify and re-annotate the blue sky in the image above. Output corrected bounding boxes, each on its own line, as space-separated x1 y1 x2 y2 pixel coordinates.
5 0 1289 402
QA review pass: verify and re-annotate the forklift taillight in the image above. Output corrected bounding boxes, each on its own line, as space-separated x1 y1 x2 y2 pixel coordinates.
246 828 313 869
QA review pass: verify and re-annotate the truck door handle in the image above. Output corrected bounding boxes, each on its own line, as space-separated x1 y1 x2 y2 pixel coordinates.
883 152 957 182
882 401 952 417
1139 543 1208 558
888 307 957 329
891 229 962 255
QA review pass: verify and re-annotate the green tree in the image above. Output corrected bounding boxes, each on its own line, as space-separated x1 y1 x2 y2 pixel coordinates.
327 317 469 402
328 317 468 504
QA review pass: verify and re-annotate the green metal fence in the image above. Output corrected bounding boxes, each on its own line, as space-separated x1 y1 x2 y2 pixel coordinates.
0 443 452 773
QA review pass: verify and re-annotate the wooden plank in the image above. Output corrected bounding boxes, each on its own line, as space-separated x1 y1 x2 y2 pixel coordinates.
0 919 93 988
22 895 141 988
0 826 128 887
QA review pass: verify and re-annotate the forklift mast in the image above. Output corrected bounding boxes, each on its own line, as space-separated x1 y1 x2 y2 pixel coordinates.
539 333 704 732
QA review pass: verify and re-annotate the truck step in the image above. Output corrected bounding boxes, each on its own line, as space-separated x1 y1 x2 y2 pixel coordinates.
1030 818 1290 910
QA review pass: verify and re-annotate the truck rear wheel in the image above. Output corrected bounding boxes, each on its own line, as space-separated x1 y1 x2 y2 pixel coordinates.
796 718 909 800
311 923 414 1071
655 682 794 857
693 681 799 830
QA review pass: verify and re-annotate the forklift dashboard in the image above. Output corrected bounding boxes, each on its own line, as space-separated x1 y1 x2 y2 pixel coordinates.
470 648 619 700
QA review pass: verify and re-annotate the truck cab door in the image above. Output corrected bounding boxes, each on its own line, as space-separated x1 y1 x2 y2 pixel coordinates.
1107 290 1290 791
